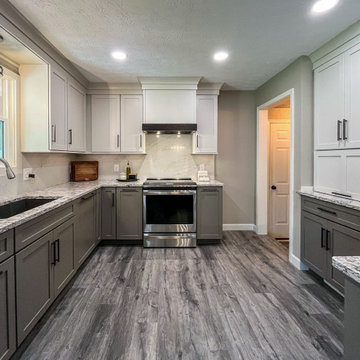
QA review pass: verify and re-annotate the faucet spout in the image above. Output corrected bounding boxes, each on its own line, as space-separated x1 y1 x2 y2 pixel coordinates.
0 157 16 179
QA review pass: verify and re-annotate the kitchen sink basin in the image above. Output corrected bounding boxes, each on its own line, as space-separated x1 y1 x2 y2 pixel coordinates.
0 198 56 219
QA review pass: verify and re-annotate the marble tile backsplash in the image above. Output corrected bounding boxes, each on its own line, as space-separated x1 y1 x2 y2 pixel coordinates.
76 134 215 180
0 135 214 197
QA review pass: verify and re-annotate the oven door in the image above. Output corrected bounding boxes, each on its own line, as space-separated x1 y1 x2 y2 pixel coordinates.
143 189 196 233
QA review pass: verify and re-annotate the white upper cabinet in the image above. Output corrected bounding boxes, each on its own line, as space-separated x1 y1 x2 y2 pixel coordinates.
344 42 360 149
50 66 68 151
121 95 145 153
314 54 345 150
91 95 121 153
193 95 218 154
67 79 86 152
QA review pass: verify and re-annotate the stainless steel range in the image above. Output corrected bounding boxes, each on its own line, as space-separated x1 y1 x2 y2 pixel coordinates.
143 178 197 248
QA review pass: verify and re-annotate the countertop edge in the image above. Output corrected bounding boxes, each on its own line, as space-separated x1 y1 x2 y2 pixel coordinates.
333 256 360 285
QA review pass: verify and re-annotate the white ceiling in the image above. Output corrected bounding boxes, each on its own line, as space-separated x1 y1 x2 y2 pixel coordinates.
8 0 360 89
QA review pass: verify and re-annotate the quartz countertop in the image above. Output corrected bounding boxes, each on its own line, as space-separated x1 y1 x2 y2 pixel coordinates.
0 180 144 235
298 188 360 212
0 178 223 234
333 256 360 285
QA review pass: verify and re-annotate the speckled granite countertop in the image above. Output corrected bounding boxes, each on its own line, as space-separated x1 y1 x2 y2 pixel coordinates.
0 180 144 235
298 188 360 212
196 180 223 187
333 256 360 284
0 179 223 234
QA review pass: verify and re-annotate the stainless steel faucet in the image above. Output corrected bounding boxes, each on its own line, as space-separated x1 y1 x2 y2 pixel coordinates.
0 157 16 179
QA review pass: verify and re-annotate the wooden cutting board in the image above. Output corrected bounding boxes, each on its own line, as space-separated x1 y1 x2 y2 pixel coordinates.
70 161 98 182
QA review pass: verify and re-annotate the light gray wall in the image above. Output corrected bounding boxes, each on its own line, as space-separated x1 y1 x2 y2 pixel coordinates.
216 91 256 225
255 56 313 260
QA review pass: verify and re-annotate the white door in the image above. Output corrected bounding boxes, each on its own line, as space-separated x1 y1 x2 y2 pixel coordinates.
193 95 218 154
314 54 345 150
91 95 120 153
67 79 86 152
269 123 290 239
50 67 67 151
344 43 360 149
121 95 144 153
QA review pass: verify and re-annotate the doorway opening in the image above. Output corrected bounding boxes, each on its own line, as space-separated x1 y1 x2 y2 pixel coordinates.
256 89 295 264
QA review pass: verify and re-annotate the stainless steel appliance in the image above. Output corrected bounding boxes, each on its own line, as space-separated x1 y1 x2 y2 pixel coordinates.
143 178 197 248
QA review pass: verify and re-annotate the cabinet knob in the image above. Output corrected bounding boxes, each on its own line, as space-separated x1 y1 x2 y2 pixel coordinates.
271 185 277 190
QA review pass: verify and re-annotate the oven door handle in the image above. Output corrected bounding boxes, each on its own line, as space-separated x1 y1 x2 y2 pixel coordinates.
143 190 196 196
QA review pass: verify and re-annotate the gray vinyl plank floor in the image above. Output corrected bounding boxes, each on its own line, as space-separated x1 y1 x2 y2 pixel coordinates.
18 231 344 360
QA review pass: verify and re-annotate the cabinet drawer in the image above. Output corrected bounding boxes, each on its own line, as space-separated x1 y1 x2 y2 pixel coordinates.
302 197 360 232
15 204 74 252
0 230 14 263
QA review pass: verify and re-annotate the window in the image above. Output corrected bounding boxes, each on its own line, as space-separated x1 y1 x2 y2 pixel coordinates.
0 67 18 166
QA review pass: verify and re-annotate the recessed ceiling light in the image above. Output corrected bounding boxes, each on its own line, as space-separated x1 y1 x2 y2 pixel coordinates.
311 0 339 13
213 52 229 62
111 51 127 60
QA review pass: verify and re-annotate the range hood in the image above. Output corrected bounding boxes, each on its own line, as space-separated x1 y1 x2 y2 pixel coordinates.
139 77 201 133
142 123 197 134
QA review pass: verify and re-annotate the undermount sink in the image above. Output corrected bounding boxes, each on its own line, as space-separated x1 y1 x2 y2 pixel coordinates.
0 198 56 219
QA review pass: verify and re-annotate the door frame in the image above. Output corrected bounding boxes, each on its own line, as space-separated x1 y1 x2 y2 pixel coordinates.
256 89 295 264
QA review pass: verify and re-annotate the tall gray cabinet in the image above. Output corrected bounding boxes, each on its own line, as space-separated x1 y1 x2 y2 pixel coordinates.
197 187 223 242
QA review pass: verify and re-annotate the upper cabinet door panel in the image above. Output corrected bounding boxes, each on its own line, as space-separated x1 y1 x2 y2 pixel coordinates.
194 95 218 154
50 67 67 151
121 95 144 153
344 43 360 149
91 95 120 153
67 80 86 152
314 55 345 150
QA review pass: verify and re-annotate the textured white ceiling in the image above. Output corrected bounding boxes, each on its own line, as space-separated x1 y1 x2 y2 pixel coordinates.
8 0 360 89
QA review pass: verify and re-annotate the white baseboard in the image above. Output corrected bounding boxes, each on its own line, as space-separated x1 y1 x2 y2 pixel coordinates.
289 253 308 270
223 224 256 231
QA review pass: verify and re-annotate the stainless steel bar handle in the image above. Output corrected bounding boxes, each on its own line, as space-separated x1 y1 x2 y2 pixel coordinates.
117 134 120 148
140 134 142 148
197 134 199 148
337 120 342 141
343 119 348 140
143 190 196 196
69 129 73 145
51 124 56 142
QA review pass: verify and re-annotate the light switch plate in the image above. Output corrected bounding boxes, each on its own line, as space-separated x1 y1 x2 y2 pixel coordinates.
23 168 33 181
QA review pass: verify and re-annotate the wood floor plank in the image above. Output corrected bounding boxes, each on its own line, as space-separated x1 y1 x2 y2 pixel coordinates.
17 231 344 360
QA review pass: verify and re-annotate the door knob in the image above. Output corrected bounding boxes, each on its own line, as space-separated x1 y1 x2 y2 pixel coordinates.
271 185 277 190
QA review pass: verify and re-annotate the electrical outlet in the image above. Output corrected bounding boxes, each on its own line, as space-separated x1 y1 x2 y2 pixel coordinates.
114 164 119 172
23 168 33 181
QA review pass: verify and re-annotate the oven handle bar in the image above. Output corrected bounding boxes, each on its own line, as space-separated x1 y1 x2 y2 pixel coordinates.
143 190 196 196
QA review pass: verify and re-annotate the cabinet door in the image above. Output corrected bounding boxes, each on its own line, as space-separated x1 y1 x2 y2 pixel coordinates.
67 79 86 152
327 222 360 292
91 95 120 152
53 218 75 297
193 95 218 154
344 43 360 149
345 150 360 200
121 95 145 153
314 151 345 196
301 211 328 278
50 66 67 151
16 232 53 345
0 257 16 360
116 188 142 240
95 189 102 244
101 188 116 240
75 193 96 268
197 187 223 240
314 55 345 150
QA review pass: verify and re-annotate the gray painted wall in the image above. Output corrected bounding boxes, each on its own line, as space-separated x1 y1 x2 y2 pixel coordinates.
216 91 256 225
255 56 313 260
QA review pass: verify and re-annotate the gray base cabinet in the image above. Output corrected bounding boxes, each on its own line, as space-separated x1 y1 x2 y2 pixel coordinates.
0 256 16 360
16 232 54 345
116 188 142 240
101 188 116 240
0 230 14 264
95 189 102 244
74 192 96 268
197 187 223 240
301 196 360 293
